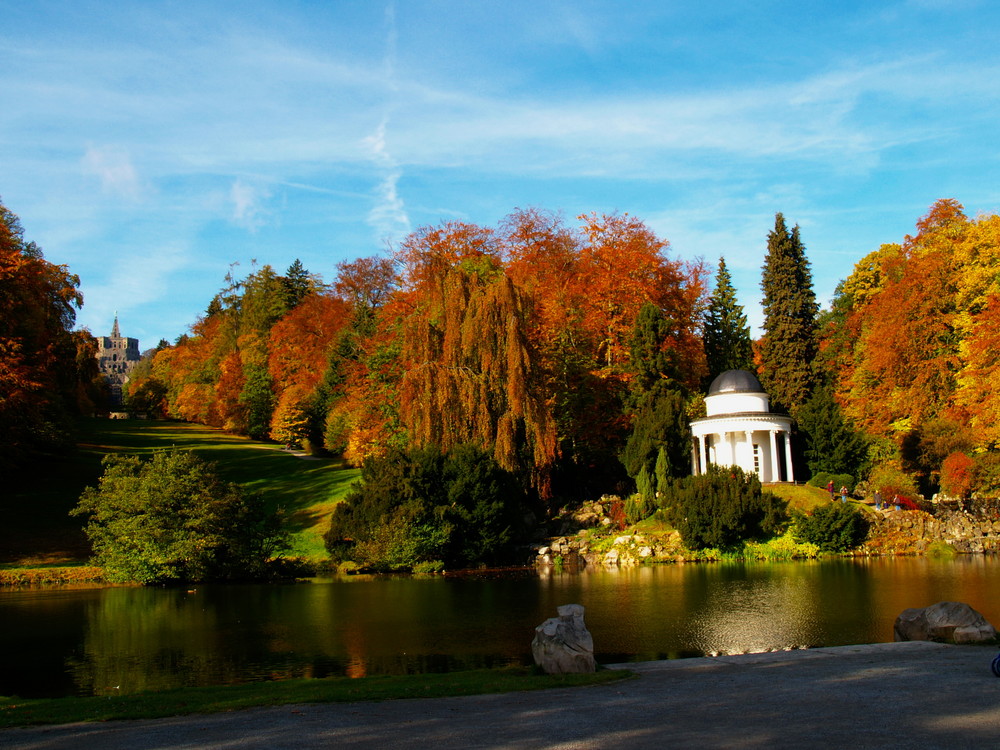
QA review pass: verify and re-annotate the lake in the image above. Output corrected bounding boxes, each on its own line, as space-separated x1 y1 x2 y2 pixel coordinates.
3 555 999 698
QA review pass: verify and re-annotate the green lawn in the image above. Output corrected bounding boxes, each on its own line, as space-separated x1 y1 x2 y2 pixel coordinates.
764 482 836 513
0 668 631 728
1 418 360 566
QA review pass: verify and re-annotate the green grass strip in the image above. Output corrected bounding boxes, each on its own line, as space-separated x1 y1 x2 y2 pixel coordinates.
0 667 632 728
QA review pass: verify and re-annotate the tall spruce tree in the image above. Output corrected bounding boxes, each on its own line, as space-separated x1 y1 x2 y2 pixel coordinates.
796 384 869 478
620 303 690 482
759 214 819 415
703 257 754 382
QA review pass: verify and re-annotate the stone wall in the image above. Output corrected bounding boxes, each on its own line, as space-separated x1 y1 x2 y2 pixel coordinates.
533 531 688 569
532 497 1000 568
861 509 1000 555
533 496 688 568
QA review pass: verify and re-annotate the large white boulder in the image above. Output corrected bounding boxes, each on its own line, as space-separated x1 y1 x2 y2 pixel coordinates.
894 601 998 644
531 604 596 674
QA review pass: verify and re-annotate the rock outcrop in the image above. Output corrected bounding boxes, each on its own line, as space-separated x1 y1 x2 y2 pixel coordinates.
531 604 596 674
893 601 998 644
849 509 1000 556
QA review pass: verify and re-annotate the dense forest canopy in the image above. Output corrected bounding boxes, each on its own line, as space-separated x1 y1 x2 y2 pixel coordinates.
4 196 1000 504
129 209 709 501
821 199 1000 496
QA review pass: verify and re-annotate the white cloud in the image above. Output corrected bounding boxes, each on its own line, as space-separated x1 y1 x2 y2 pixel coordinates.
230 179 271 231
81 145 143 199
78 241 191 336
362 117 411 244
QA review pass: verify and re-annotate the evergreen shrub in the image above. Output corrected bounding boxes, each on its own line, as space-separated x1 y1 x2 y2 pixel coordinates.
660 467 788 550
624 492 655 525
325 444 531 571
793 503 869 552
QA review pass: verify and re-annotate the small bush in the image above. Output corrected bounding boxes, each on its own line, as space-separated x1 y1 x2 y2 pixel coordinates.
940 452 976 499
607 498 627 531
793 503 869 552
867 463 919 501
742 531 820 561
624 492 655 525
660 467 788 551
412 560 445 574
72 450 289 584
925 540 958 558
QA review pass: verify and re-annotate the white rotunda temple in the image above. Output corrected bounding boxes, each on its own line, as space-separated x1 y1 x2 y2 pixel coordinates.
689 369 794 483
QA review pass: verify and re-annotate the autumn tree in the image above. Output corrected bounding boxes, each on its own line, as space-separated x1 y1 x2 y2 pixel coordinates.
503 209 622 493
703 257 753 382
321 255 401 461
758 213 819 415
0 198 85 469
820 199 1000 497
577 212 706 385
397 222 556 492
267 294 351 449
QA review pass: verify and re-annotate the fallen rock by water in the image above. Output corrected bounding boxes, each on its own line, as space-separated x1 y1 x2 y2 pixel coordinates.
894 601 998 644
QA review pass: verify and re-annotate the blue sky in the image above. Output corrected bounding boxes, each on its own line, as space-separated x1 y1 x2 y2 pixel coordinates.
3 0 999 348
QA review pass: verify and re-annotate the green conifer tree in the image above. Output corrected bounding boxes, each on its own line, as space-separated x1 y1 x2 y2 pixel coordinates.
282 259 318 310
797 384 869 478
621 303 690 482
759 214 819 415
655 446 670 497
628 302 681 400
703 257 754 382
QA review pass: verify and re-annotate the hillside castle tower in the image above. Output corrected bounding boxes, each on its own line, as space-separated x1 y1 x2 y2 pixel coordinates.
96 314 141 406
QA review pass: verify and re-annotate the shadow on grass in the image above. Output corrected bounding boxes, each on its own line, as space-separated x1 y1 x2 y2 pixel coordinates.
2 418 361 565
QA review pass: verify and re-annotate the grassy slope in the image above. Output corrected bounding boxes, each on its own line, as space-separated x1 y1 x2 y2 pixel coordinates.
764 482 836 513
0 418 360 566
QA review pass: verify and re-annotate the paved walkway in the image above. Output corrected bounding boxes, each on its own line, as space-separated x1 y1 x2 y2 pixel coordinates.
3 642 999 749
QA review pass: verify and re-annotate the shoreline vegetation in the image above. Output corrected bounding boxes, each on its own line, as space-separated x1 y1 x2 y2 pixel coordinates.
6 199 1000 582
0 668 632 729
2 418 996 588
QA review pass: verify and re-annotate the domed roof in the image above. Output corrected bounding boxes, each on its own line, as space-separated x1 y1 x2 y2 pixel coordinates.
707 369 765 395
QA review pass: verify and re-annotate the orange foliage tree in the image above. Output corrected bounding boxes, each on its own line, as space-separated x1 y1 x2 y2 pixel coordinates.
267 294 352 447
397 222 557 492
0 198 87 468
144 208 707 503
827 199 1000 493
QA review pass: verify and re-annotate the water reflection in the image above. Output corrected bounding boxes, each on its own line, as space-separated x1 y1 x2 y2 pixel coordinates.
2 557 998 698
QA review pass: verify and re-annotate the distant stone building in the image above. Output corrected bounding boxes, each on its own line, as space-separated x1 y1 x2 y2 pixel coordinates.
96 315 141 407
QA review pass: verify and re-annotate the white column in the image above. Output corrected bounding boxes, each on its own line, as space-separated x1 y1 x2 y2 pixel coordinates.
745 431 755 479
691 439 699 475
698 434 708 475
769 430 780 483
783 430 795 483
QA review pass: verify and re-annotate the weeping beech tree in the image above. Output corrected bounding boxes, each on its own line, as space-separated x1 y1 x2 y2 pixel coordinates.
400 260 557 496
